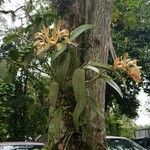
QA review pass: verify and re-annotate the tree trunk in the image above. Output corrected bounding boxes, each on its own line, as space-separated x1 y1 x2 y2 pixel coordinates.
85 0 114 149
57 0 114 149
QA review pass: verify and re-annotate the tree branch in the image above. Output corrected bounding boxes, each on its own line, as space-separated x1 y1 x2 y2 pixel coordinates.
109 36 117 60
0 6 25 18
0 10 15 15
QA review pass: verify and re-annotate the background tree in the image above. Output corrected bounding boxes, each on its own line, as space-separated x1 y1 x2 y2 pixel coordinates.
106 0 150 136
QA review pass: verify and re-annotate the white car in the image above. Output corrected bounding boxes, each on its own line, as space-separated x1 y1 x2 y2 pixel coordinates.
107 136 147 150
0 142 45 150
0 137 146 150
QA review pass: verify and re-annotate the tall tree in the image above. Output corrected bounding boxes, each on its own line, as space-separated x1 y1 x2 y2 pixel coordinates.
53 0 114 149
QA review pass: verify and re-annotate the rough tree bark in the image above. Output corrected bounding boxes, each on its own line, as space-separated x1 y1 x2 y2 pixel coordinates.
85 0 114 149
75 0 114 149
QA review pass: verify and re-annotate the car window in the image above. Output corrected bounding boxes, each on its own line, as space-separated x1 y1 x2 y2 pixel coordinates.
107 138 145 150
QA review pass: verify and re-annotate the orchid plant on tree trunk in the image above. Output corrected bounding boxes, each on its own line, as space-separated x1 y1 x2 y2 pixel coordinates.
33 20 142 149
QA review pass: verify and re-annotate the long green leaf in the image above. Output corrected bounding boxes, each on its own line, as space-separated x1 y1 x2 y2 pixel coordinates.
84 64 122 97
49 82 59 107
70 24 93 41
52 108 62 139
67 49 80 78
84 65 100 74
51 45 67 61
104 75 123 98
55 52 70 87
72 68 87 130
48 107 62 146
88 62 113 71
87 62 122 79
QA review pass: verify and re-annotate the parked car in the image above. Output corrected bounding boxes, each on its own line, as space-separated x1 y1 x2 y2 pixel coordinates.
106 136 146 150
0 137 146 150
132 137 150 150
0 142 45 150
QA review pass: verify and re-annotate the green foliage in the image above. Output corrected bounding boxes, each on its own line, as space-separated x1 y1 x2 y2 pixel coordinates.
72 68 86 130
3 33 19 44
106 111 137 138
0 60 8 79
0 80 14 141
112 0 142 29
87 61 113 71
104 75 123 98
106 0 150 120
51 45 67 60
70 24 93 41
48 107 62 148
52 108 62 138
49 82 59 108
55 53 70 87
84 63 122 97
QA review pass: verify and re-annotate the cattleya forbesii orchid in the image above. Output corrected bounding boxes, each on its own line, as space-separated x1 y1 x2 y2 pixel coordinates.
28 20 144 149
114 53 142 83
34 21 75 56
